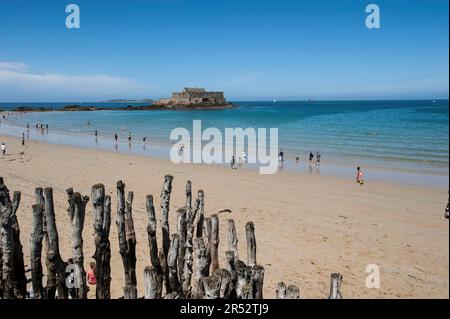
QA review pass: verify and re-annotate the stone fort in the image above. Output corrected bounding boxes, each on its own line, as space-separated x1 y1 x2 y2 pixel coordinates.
156 87 226 106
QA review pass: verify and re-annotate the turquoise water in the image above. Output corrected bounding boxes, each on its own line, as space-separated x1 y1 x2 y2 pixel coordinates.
1 100 448 185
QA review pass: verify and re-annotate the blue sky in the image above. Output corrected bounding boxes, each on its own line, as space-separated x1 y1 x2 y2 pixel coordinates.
0 0 448 101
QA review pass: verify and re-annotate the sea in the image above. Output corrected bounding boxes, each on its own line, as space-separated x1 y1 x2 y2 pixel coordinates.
0 100 448 187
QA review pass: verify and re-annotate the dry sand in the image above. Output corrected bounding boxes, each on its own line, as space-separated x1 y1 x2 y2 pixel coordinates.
0 134 448 298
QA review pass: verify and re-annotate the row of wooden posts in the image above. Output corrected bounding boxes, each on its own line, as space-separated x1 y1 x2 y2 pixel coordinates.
0 175 343 299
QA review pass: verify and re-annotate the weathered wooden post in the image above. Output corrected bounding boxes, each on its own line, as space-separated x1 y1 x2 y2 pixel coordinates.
252 265 265 299
227 219 239 259
44 187 68 299
203 217 212 275
168 233 181 295
329 273 343 299
235 259 249 299
214 268 232 299
275 282 286 299
195 190 205 238
0 178 15 299
210 214 220 273
91 183 112 299
245 222 257 267
10 191 26 299
145 194 162 298
203 273 221 299
225 250 237 298
182 222 194 297
185 180 192 209
144 266 162 299
116 181 137 299
66 188 89 299
192 237 208 299
30 203 45 299
160 175 173 293
176 208 187 286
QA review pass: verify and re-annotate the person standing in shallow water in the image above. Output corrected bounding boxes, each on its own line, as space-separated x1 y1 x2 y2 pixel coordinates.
114 133 118 143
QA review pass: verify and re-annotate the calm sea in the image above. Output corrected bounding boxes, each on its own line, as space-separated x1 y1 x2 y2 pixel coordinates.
1 100 448 186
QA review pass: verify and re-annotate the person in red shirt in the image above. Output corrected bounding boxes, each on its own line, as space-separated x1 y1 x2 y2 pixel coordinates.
356 167 364 185
87 261 97 285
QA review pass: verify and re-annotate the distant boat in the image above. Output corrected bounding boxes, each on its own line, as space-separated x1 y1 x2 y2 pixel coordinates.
273 99 277 103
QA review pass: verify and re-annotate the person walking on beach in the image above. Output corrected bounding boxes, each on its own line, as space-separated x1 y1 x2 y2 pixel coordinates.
309 151 314 162
22 133 25 146
356 166 364 185
128 131 132 144
230 156 236 169
114 133 118 143
94 130 98 138
1 143 5 155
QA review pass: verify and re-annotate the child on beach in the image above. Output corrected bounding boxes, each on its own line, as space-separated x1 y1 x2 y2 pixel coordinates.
356 167 364 185
87 262 97 285
1 143 5 155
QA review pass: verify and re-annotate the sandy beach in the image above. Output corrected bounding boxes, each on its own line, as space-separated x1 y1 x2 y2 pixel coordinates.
0 134 448 298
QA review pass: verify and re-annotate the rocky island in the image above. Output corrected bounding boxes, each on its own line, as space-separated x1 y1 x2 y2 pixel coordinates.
6 88 235 113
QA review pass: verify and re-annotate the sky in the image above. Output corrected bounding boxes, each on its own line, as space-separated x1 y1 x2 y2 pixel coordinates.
0 0 448 102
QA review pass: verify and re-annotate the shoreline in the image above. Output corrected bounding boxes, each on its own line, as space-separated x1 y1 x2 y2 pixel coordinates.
0 119 448 188
0 134 448 298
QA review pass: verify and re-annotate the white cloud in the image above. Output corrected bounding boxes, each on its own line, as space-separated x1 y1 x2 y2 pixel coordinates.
0 61 29 72
0 61 152 100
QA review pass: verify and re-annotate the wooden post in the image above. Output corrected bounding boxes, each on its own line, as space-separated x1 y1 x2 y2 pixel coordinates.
227 219 239 259
44 187 68 299
203 217 212 276
91 184 112 299
195 190 205 238
245 222 257 267
0 178 15 299
203 273 221 299
276 282 286 299
235 259 249 299
30 203 45 299
176 208 187 286
192 237 208 299
144 266 162 299
168 233 181 295
66 188 89 299
213 268 232 299
146 195 160 268
210 214 220 273
160 175 173 294
185 180 192 209
329 273 343 299
240 282 254 299
251 265 265 299
10 191 26 299
160 175 173 259
116 181 137 299
225 250 237 298
286 284 300 299
182 222 194 297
